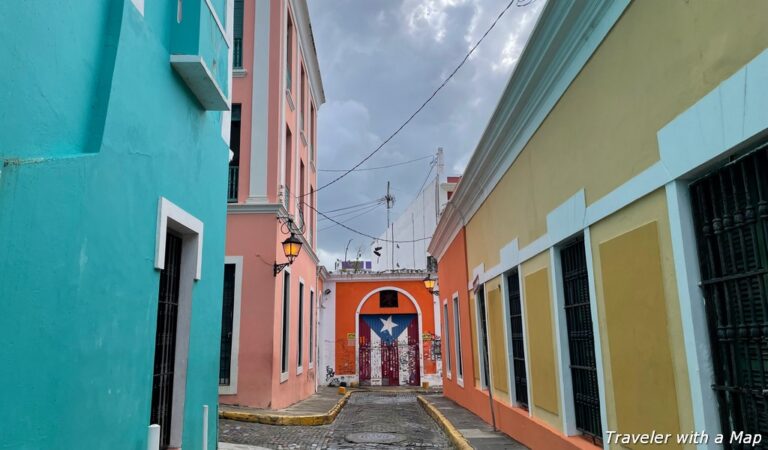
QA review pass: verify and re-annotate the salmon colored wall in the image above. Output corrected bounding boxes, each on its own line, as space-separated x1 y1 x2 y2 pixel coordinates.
221 213 278 408
437 229 598 450
231 0 254 203
334 280 437 377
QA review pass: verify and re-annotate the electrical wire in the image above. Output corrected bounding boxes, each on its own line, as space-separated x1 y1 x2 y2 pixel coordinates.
302 0 525 197
319 201 384 222
318 203 383 232
307 202 431 243
318 155 435 172
322 198 386 214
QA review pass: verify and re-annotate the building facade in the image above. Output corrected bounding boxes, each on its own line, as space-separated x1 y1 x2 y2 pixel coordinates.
0 0 233 449
429 1 768 449
318 273 442 388
218 0 324 410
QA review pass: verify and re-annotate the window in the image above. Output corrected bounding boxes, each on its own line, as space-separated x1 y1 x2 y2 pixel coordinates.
299 160 305 220
443 302 451 376
284 128 292 210
476 288 489 388
310 103 316 164
228 104 241 203
299 66 305 129
507 270 528 408
219 263 236 385
453 295 463 380
560 237 601 440
286 15 293 92
233 0 244 68
690 143 768 442
380 290 398 308
309 290 315 365
297 282 304 371
280 271 290 376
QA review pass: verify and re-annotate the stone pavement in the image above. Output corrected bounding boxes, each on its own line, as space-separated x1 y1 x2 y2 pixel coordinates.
219 391 451 449
420 394 528 450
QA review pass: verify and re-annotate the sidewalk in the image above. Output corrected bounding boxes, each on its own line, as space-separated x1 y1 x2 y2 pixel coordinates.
419 394 528 450
220 387 350 426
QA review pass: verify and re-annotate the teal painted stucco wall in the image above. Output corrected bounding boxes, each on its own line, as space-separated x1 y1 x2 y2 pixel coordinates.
0 1 230 449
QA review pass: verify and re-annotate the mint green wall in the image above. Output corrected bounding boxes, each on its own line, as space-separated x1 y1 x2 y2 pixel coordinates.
0 1 229 449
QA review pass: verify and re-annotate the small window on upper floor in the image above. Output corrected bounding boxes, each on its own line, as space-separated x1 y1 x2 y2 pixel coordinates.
380 290 398 308
286 15 293 92
233 0 244 69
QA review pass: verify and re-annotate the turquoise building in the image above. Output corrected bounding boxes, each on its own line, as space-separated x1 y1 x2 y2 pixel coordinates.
0 0 232 449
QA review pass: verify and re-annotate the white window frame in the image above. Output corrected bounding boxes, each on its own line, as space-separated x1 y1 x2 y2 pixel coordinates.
280 267 291 383
474 285 489 390
219 256 243 395
153 197 204 448
549 231 607 439
309 287 315 369
452 293 464 387
297 278 304 375
443 299 451 379
501 267 533 413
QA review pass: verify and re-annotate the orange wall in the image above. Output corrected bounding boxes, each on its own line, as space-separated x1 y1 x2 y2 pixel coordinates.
334 280 437 377
437 228 596 450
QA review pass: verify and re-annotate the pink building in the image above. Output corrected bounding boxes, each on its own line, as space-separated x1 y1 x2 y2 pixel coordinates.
219 0 324 409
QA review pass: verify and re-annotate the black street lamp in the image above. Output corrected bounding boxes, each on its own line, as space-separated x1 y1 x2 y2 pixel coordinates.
274 233 303 276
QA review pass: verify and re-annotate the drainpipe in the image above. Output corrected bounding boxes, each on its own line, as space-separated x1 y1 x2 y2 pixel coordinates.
482 323 497 431
147 424 160 450
202 405 208 450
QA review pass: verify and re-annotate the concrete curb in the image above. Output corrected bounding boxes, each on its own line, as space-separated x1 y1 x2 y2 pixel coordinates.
219 390 352 426
417 395 473 450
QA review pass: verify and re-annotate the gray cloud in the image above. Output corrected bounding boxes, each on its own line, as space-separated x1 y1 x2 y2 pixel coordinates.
308 0 545 268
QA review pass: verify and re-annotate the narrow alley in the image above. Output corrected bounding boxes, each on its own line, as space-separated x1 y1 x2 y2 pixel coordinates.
220 391 451 449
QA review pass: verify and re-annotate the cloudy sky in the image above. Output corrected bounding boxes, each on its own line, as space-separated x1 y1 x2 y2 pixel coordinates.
307 0 545 269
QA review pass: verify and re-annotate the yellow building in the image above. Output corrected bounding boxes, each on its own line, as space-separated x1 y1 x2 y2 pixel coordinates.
429 1 768 448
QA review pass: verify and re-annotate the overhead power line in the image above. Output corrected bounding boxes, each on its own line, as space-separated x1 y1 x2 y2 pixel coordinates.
322 198 386 214
318 155 434 173
307 202 431 243
304 0 526 197
319 201 384 222
318 203 383 232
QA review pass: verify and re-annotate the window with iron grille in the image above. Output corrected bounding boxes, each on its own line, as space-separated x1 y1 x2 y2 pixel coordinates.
228 104 241 203
380 290 398 308
233 0 243 68
477 288 490 388
507 270 528 409
219 263 236 385
690 142 768 445
560 237 602 441
281 271 290 374
151 232 182 449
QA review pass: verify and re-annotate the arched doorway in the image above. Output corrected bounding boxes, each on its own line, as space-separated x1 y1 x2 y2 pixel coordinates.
355 287 423 386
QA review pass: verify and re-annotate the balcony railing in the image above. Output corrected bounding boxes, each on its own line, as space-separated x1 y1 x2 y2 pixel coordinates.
227 166 239 203
233 37 243 69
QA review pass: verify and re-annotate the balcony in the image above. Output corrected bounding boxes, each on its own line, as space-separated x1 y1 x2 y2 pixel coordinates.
227 166 239 203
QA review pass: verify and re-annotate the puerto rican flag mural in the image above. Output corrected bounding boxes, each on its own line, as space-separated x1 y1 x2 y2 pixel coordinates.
358 314 420 386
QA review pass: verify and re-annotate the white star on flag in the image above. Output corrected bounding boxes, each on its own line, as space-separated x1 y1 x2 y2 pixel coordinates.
380 315 398 336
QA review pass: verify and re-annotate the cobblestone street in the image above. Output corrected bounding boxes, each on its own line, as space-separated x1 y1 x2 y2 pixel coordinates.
219 392 451 449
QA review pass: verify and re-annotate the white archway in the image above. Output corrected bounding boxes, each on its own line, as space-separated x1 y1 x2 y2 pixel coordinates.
354 286 424 385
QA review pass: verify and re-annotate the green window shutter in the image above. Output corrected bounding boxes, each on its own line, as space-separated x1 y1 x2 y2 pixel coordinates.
234 0 244 40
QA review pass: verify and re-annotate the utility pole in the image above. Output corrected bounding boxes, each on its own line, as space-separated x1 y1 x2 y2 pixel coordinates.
385 181 395 271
